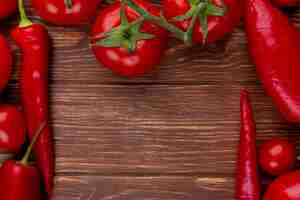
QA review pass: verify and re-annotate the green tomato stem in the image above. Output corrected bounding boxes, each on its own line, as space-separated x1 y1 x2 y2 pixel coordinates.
20 122 47 165
64 0 73 9
126 17 144 30
120 0 130 27
65 0 73 8
18 0 32 28
184 3 205 44
124 0 188 43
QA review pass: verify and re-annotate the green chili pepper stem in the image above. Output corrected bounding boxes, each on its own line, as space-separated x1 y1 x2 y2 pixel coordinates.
18 0 33 28
20 122 47 165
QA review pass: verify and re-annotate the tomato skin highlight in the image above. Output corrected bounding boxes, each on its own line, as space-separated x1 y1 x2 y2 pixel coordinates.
0 105 26 153
31 0 102 25
91 0 168 77
0 0 17 20
163 0 242 44
264 171 300 200
259 138 296 176
0 34 12 93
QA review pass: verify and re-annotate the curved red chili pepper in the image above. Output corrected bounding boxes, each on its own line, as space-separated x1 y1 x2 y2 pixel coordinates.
0 160 41 200
11 0 54 197
236 90 260 200
245 0 300 122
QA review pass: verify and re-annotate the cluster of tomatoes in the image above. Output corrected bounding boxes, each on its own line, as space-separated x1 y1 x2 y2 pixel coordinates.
0 0 245 80
91 0 243 77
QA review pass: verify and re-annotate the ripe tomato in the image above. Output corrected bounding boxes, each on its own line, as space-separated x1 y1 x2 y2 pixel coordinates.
0 34 12 92
0 105 26 153
263 171 300 200
0 0 17 20
91 0 168 77
163 0 242 44
31 0 102 25
259 138 296 176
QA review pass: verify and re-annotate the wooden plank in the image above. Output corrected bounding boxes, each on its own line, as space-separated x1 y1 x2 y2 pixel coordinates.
46 83 299 174
53 175 234 200
2 82 290 175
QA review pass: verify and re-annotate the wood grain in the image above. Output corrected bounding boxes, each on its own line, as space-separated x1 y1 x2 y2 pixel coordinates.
52 175 234 200
50 84 300 175
2 0 300 199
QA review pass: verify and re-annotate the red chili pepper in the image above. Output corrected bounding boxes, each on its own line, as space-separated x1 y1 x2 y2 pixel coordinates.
0 105 26 153
264 171 300 200
0 34 12 92
236 90 260 200
0 0 17 20
11 0 54 197
0 122 46 200
245 0 300 122
31 0 102 26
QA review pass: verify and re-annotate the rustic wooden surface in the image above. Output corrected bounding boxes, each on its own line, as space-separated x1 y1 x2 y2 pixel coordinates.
2 1 300 199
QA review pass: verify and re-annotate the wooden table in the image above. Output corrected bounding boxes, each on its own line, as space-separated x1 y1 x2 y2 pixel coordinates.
3 1 300 199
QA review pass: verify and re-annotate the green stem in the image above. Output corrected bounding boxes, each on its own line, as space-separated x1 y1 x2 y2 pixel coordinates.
64 0 73 9
18 0 32 28
104 0 115 4
126 17 144 30
120 0 129 26
124 0 187 42
184 3 204 44
20 122 47 165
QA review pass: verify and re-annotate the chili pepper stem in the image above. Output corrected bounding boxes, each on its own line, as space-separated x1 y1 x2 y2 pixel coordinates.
18 0 32 28
20 122 47 165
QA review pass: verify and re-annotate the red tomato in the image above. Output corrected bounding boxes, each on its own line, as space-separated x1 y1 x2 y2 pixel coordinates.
259 138 296 176
0 34 12 92
0 0 17 20
263 171 300 200
31 0 102 25
0 105 26 153
91 0 168 77
163 0 242 44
